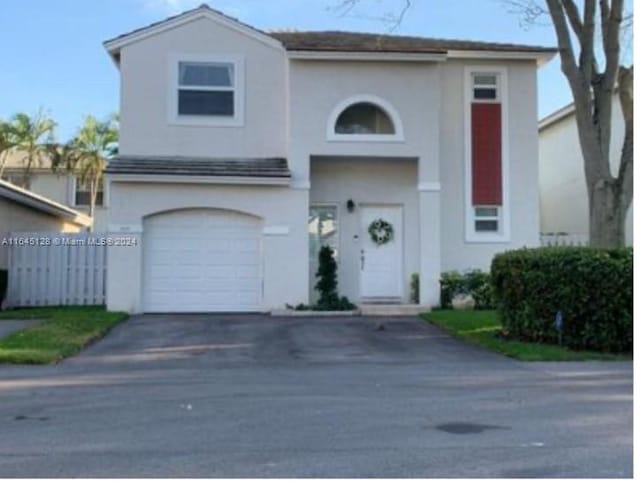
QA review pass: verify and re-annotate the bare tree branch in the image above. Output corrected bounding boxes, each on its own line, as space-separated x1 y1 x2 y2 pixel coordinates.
559 0 584 37
617 65 633 210
330 0 413 32
603 0 623 88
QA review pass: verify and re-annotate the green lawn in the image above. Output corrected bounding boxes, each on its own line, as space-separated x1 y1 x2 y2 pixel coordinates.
0 306 128 364
423 310 630 361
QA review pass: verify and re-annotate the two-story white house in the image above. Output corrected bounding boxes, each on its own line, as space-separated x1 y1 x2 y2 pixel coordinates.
103 4 555 314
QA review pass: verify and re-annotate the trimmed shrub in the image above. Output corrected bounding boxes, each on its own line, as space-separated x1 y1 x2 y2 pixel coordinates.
440 270 495 309
410 273 420 304
312 246 356 311
0 270 6 308
491 247 632 353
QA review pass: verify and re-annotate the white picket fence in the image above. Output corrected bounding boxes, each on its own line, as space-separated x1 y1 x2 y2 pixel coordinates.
6 233 107 308
540 233 589 247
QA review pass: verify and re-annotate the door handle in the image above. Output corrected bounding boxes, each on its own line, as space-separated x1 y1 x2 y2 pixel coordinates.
360 249 365 270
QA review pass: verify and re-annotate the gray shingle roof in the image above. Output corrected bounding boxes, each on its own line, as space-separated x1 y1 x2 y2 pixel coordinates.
105 156 291 179
104 4 556 57
270 31 556 54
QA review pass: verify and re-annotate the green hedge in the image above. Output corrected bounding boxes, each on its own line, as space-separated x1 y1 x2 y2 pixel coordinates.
491 247 632 353
440 270 496 309
0 270 6 308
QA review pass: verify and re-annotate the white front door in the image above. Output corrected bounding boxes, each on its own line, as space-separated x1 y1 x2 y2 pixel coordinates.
359 206 403 300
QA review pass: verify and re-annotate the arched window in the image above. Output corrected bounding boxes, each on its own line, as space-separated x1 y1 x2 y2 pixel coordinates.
335 103 395 135
327 95 404 142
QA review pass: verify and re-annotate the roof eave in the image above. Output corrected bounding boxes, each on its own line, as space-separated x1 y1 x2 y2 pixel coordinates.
287 50 448 62
0 182 92 228
447 49 557 66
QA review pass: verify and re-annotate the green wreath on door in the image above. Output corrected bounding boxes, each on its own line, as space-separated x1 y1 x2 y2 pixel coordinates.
368 218 394 246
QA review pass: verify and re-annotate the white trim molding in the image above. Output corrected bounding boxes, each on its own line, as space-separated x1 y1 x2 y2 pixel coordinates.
418 182 442 192
263 226 290 236
108 224 144 234
448 50 556 67
288 50 447 63
107 174 290 186
167 53 245 128
463 66 511 244
326 94 405 143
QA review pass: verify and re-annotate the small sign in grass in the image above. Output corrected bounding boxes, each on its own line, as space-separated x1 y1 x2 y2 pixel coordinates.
0 306 128 364
423 310 630 362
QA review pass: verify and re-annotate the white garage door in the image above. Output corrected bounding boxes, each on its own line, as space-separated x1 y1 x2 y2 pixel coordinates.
143 209 262 313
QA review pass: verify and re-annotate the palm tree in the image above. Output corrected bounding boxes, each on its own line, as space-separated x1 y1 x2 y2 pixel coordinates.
0 120 17 177
60 115 118 228
9 110 56 183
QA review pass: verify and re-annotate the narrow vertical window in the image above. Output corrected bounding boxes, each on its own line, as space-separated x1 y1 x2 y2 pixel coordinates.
471 73 502 234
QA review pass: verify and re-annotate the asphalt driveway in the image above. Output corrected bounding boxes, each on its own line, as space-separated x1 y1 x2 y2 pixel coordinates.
0 314 633 477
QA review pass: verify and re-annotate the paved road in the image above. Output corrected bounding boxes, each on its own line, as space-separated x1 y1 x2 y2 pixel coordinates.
0 315 633 477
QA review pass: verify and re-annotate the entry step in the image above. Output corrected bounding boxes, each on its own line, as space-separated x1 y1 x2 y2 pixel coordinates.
359 304 431 316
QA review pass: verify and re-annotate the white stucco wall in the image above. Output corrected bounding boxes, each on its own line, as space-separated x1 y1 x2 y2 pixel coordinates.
106 182 308 313
118 16 287 159
288 60 441 185
439 60 541 272
539 95 633 245
107 13 545 311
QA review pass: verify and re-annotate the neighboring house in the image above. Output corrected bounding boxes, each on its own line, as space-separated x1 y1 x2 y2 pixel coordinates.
103 4 555 314
0 179 92 270
1 150 108 231
539 95 633 246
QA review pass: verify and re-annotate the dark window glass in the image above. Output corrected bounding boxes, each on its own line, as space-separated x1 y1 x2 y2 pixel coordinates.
75 191 103 207
475 220 499 232
179 62 233 87
1 174 30 190
335 103 395 135
474 88 497 100
178 90 234 116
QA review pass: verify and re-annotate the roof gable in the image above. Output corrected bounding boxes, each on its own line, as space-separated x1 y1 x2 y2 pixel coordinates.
104 4 284 62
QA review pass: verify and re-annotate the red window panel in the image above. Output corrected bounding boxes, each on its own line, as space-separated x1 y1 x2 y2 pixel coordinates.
471 103 503 206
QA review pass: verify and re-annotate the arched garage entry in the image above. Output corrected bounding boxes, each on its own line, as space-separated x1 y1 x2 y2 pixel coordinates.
142 208 263 313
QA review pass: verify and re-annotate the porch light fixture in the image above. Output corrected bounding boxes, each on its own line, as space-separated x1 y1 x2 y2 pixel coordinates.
346 199 356 213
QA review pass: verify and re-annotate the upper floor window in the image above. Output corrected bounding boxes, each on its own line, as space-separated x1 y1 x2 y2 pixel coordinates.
178 62 235 117
472 74 499 102
335 103 395 135
465 67 509 243
1 173 30 190
327 95 404 142
169 54 245 127
75 178 103 207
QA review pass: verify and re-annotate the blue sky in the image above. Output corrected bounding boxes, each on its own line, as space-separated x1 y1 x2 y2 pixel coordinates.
1 0 576 141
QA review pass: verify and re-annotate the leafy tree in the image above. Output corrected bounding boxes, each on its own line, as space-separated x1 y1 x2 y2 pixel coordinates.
333 0 633 247
0 120 17 177
52 115 118 228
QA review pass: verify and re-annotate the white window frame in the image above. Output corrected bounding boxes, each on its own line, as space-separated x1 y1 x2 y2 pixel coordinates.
327 95 405 143
168 53 245 127
464 66 511 243
308 203 340 258
71 176 104 208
